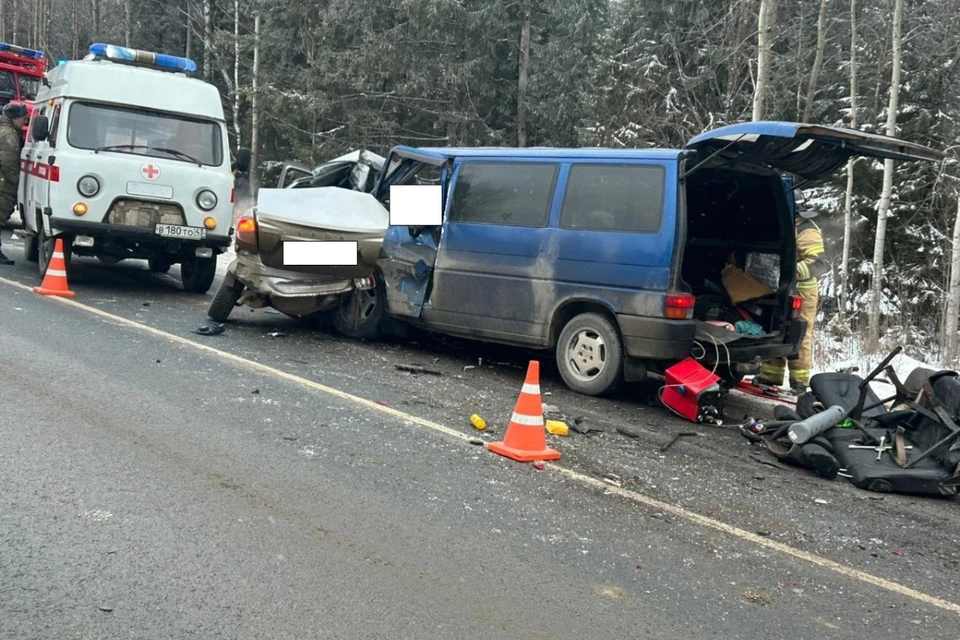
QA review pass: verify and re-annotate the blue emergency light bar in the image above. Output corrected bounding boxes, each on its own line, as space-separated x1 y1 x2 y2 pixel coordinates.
88 43 197 74
0 42 46 59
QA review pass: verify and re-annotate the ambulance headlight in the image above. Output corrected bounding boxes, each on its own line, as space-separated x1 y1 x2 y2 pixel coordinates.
196 190 217 211
77 175 100 197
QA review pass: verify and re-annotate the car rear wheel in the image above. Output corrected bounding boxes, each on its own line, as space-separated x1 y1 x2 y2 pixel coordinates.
181 256 217 294
556 312 624 396
333 274 385 340
207 274 245 321
148 257 173 273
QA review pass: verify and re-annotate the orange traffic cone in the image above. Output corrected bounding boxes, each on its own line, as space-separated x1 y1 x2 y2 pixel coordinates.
33 238 75 298
488 360 561 463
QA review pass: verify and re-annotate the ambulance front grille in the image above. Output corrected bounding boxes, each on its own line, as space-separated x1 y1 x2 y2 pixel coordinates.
106 199 186 228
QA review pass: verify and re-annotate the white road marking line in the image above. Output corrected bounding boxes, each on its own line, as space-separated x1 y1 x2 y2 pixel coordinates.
2 273 958 617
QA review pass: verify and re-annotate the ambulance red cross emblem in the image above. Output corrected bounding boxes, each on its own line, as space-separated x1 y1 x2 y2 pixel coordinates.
141 163 161 181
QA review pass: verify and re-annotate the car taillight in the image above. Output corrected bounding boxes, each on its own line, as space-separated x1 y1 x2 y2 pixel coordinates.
790 295 802 320
230 188 236 204
665 293 695 320
235 215 258 253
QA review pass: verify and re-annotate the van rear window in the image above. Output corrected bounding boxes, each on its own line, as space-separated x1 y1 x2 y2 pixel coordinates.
450 162 558 227
560 164 665 234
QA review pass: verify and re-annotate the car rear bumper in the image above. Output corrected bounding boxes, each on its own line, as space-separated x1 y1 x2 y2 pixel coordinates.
617 314 806 365
233 251 353 298
49 217 232 249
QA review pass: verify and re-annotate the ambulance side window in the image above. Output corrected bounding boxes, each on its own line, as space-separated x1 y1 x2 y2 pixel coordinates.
48 105 62 148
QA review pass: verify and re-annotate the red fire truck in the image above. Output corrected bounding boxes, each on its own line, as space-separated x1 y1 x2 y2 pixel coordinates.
0 41 49 136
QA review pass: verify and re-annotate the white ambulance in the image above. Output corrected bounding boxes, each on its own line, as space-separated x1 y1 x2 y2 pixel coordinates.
18 43 249 294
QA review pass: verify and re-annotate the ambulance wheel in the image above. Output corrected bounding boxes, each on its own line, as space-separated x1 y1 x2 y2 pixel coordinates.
24 232 38 262
181 256 217 294
556 312 624 397
37 222 71 276
148 257 173 273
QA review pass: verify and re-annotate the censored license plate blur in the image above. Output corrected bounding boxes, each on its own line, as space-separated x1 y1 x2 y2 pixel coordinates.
155 224 207 240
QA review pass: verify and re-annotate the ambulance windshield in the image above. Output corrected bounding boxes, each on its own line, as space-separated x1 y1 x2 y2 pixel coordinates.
66 102 223 166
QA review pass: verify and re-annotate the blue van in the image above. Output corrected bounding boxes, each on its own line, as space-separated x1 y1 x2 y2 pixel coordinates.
340 122 941 396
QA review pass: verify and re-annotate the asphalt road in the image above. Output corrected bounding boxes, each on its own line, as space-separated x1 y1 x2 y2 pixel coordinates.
1 228 959 639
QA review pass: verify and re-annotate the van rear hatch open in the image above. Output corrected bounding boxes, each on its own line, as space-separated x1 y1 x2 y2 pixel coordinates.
677 122 944 362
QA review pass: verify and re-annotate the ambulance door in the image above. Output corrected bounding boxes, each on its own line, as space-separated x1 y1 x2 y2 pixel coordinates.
21 101 58 232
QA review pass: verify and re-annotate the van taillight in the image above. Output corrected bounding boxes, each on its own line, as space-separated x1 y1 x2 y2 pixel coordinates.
230 188 236 204
790 295 802 319
236 216 258 253
665 293 695 320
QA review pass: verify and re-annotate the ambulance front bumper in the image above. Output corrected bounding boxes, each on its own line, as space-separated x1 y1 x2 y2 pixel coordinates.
49 218 232 249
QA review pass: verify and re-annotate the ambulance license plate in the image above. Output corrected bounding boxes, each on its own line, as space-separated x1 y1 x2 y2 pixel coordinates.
155 224 207 240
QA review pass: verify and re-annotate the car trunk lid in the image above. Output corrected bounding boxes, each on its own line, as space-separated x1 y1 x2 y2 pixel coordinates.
254 187 390 278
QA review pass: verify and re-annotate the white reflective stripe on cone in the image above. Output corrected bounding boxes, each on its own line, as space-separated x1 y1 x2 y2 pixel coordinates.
52 252 64 259
510 412 544 426
45 269 67 277
521 383 540 395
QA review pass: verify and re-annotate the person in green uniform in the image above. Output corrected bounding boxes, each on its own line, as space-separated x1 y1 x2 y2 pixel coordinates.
0 102 29 266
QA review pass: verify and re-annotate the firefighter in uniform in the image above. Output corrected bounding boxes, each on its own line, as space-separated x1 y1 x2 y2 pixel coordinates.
756 207 826 395
0 103 29 265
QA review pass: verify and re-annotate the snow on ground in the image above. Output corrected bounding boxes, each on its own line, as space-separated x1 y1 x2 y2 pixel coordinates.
814 331 941 400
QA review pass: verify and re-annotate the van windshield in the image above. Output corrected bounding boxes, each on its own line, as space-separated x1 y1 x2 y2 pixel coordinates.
66 102 223 167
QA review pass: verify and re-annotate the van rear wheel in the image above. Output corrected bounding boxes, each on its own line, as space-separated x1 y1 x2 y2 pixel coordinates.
556 313 624 396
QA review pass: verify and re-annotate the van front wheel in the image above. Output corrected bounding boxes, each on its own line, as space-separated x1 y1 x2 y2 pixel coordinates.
556 313 624 396
181 256 217 294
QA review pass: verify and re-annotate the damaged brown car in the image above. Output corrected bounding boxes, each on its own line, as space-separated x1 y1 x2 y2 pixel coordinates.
207 150 389 335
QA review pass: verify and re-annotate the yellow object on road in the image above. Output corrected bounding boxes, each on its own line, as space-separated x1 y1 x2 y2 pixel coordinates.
546 420 569 436
470 414 487 430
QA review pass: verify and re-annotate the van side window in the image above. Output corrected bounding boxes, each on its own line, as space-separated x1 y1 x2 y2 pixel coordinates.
450 162 558 227
559 164 665 233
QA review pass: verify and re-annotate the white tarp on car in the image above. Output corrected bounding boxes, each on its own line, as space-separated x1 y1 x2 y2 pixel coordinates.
255 187 390 234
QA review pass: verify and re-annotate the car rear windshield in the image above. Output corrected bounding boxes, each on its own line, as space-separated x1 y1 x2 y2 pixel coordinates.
66 102 223 167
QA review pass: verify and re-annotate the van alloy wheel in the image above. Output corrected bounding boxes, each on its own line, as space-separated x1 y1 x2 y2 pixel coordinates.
566 329 607 382
556 312 624 396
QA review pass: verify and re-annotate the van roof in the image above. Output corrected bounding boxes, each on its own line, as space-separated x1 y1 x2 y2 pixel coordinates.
414 146 684 161
38 59 225 122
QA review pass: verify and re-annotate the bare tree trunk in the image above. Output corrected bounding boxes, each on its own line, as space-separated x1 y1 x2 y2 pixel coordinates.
92 0 100 36
203 0 213 83
516 0 532 146
868 0 904 351
945 196 960 366
71 0 79 59
185 0 193 59
803 0 831 123
841 0 858 316
233 0 241 150
249 12 261 194
125 0 132 47
753 0 779 121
